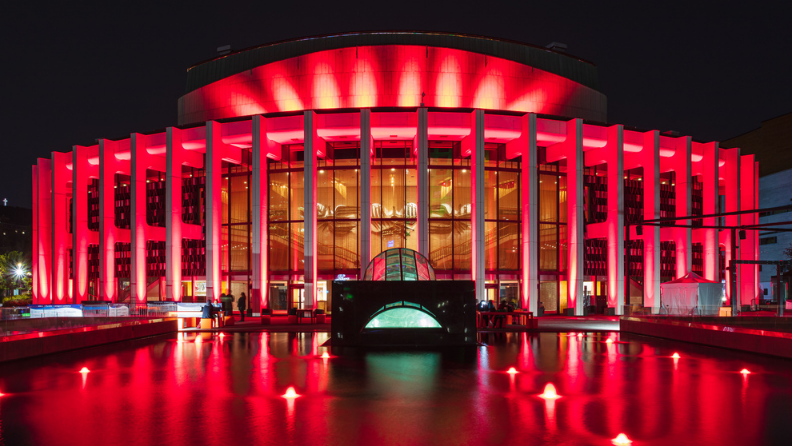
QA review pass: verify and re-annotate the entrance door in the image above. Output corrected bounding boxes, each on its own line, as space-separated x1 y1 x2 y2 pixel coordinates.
269 282 288 312
485 284 498 304
290 285 305 310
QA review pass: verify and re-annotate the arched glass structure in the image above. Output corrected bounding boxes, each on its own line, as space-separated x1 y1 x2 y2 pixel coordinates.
363 248 435 281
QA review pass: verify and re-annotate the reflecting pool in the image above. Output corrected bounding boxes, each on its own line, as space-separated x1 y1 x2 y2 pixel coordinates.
1 331 791 445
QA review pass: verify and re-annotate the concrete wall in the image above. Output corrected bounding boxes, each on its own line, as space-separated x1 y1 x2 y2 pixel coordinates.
0 318 177 363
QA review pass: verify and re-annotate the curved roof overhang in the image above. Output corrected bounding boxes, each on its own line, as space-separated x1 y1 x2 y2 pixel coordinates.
185 31 600 94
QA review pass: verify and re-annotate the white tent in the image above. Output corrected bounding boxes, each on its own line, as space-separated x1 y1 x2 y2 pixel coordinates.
660 272 723 316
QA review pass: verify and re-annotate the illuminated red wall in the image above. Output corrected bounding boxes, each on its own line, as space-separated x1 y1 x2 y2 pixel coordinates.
178 45 607 126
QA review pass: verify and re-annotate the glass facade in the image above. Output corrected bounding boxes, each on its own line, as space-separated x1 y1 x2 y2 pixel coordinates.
317 141 361 275
371 141 418 257
428 141 471 276
537 149 568 313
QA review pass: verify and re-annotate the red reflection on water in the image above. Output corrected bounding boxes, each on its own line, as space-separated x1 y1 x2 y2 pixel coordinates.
0 332 790 445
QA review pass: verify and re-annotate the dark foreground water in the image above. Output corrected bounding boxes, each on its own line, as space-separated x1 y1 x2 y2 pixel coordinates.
1 331 791 446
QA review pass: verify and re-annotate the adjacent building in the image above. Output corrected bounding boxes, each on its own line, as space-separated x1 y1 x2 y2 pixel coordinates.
722 111 792 300
31 32 759 315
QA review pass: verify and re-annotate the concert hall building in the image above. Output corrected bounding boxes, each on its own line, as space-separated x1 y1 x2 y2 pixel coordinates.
31 32 760 316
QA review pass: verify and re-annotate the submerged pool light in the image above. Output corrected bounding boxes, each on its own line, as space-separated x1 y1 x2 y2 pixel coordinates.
612 433 632 445
539 383 560 400
282 386 300 399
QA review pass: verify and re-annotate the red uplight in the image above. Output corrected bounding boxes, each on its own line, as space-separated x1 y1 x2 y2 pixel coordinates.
79 367 90 374
507 367 518 375
321 352 330 359
606 338 613 344
672 353 680 359
612 433 632 445
0 392 5 397
282 386 300 399
740 369 751 375
539 383 560 400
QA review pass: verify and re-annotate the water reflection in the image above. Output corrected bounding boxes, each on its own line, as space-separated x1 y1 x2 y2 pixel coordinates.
0 331 790 445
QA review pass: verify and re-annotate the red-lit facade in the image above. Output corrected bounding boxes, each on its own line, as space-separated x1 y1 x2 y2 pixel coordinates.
31 32 759 315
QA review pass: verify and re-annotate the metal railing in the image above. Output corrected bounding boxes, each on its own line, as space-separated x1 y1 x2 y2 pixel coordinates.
622 305 728 317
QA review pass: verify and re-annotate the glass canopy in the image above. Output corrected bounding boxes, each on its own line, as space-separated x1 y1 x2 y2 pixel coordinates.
363 248 436 281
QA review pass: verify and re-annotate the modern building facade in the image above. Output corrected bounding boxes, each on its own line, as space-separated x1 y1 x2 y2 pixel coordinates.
31 32 760 315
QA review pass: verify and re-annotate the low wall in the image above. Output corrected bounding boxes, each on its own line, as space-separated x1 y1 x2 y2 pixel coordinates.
0 318 178 362
620 316 792 360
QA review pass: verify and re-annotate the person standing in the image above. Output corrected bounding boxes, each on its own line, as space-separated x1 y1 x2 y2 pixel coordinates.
237 293 247 322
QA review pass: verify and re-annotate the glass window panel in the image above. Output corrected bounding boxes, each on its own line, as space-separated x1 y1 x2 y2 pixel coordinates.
498 222 519 270
484 171 497 221
453 221 471 271
559 224 568 273
485 221 497 271
539 280 558 313
317 222 334 271
269 172 289 221
429 221 453 270
539 224 557 271
222 176 229 224
454 169 471 218
291 222 304 272
269 223 289 272
371 222 383 259
381 167 405 218
334 220 358 270
559 175 567 223
221 225 229 272
405 220 418 252
229 224 248 271
290 171 305 222
317 169 333 220
229 175 249 225
371 169 382 219
539 174 557 223
429 169 453 218
381 221 406 252
406 168 417 218
334 169 358 219
498 171 519 221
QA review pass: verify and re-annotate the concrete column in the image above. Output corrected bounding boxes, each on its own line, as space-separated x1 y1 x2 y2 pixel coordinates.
32 165 38 303
518 113 539 312
130 134 147 305
36 158 52 304
360 109 372 277
722 148 741 304
606 125 625 314
641 131 661 311
303 111 319 309
72 146 94 303
701 142 720 282
99 140 119 302
674 136 693 277
740 154 758 306
51 151 71 304
165 127 183 301
470 110 486 302
417 108 429 256
566 119 585 315
252 116 273 314
205 121 223 304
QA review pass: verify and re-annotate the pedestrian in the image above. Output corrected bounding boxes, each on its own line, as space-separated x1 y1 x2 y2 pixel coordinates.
237 293 247 322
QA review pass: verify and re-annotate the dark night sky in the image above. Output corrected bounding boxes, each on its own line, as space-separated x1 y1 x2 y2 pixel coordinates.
2 0 790 207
